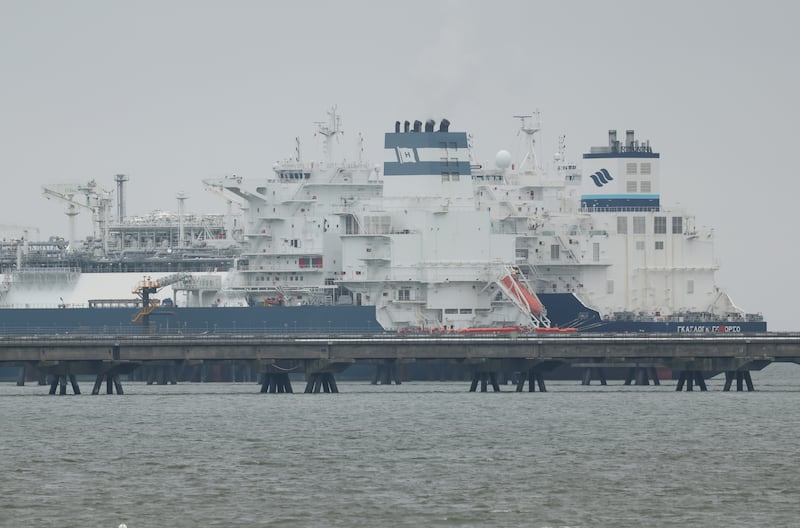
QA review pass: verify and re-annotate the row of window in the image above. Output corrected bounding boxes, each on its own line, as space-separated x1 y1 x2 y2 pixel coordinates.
625 162 652 175
278 172 311 180
633 241 665 250
441 173 461 182
618 216 682 235
253 274 306 282
547 239 668 261
626 181 652 193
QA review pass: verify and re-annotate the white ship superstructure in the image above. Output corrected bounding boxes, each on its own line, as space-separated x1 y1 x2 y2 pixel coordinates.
338 118 547 330
196 108 382 307
479 124 747 324
171 110 759 331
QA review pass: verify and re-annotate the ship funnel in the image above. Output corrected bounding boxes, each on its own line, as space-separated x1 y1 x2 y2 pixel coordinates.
608 130 617 148
626 129 635 148
404 120 410 133
439 118 450 132
395 121 401 133
424 119 435 132
413 120 422 133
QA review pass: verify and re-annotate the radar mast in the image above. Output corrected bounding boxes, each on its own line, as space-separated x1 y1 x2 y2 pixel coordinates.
315 105 343 165
513 110 542 172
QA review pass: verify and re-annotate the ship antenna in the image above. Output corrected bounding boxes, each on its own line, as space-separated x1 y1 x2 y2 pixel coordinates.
316 105 343 165
513 110 541 171
295 136 302 163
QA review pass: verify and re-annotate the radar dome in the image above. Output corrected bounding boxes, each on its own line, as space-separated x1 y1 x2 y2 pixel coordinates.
495 150 512 169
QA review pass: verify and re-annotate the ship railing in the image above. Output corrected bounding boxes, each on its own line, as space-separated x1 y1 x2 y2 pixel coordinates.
0 323 388 337
0 302 92 309
580 206 662 213
0 326 781 339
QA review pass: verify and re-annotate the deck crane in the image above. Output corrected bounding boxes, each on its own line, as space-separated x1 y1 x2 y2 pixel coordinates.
131 272 191 323
42 180 113 251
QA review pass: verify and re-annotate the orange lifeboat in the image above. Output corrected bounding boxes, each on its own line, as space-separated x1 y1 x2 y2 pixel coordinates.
499 274 545 317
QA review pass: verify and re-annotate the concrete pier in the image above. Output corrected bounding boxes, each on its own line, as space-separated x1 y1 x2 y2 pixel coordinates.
1 332 798 395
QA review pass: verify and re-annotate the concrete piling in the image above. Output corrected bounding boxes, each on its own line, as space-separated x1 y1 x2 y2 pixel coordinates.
514 370 546 392
676 370 707 391
260 373 293 393
371 361 401 385
46 374 80 395
88 373 124 395
723 371 755 392
303 372 338 394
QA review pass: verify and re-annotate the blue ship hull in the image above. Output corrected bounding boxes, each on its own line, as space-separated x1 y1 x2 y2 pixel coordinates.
0 293 767 335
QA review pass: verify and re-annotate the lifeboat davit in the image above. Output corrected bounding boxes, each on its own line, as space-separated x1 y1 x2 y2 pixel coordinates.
499 274 545 317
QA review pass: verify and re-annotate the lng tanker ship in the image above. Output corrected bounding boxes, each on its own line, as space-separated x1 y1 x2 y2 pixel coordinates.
0 108 765 335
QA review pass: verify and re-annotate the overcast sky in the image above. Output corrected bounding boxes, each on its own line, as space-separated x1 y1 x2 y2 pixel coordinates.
1 0 798 329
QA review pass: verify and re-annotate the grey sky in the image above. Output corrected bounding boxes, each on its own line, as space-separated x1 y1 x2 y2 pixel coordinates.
1 0 798 328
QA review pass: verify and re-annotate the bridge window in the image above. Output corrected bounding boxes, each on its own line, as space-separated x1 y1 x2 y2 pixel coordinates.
550 245 560 260
672 216 683 234
444 308 458 314
627 181 638 192
398 289 410 301
617 216 628 234
654 216 667 234
640 162 651 175
441 173 450 182
459 308 472 314
640 181 652 193
655 241 664 250
633 216 646 234
626 163 637 175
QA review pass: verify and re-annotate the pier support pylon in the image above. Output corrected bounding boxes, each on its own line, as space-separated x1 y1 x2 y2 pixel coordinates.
304 373 339 393
515 370 546 392
581 367 607 386
723 370 755 392
260 373 293 394
469 372 501 392
675 370 707 391
48 374 81 395
371 361 402 385
91 373 124 395
624 367 660 386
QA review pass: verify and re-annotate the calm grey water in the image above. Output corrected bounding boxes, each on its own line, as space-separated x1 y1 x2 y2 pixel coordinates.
1 364 799 528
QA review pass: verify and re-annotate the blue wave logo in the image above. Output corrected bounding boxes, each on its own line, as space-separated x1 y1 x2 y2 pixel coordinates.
589 168 613 187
